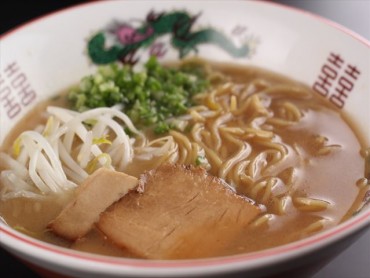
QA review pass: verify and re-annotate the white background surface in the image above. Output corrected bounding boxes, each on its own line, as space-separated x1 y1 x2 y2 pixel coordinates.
277 1 370 278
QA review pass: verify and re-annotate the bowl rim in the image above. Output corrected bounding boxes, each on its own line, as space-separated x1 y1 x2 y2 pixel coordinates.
0 0 369 276
1 0 369 48
1 210 370 275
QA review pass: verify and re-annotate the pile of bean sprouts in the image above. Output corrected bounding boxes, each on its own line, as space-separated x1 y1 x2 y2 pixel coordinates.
0 106 146 199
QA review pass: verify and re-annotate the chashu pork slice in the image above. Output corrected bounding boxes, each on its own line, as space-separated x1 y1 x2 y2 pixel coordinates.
48 168 138 241
97 164 261 259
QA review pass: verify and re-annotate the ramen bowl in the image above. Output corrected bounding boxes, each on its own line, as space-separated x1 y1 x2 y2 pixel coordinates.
0 1 369 277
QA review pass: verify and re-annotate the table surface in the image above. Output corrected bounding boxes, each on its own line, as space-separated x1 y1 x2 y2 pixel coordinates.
1 1 369 277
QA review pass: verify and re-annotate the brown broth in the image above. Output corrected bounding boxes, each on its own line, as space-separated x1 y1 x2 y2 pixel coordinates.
0 62 367 258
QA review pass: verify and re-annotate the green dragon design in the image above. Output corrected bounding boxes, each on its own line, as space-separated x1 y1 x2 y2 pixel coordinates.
88 10 251 64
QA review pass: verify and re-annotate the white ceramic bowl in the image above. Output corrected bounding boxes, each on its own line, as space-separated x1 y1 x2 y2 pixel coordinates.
1 1 369 277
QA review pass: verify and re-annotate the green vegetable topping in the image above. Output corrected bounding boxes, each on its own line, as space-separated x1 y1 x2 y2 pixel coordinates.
68 56 209 133
195 155 206 166
195 155 210 169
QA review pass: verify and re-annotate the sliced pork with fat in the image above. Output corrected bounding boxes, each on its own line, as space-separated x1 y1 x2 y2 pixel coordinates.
97 164 261 259
48 168 138 240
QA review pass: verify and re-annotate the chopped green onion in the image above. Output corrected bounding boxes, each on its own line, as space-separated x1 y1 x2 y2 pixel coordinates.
68 56 209 133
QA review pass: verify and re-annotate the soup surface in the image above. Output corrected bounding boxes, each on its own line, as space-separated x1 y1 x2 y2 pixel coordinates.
0 59 368 258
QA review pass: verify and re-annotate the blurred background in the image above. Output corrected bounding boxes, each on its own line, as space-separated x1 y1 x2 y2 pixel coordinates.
1 1 369 278
1 0 369 39
278 0 369 39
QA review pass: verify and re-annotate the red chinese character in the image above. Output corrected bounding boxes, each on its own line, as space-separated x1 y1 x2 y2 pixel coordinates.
327 53 344 69
0 88 21 119
0 84 11 99
313 64 338 96
329 76 354 109
344 64 361 80
335 76 353 96
11 73 27 88
18 85 36 106
330 94 345 109
4 62 19 78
